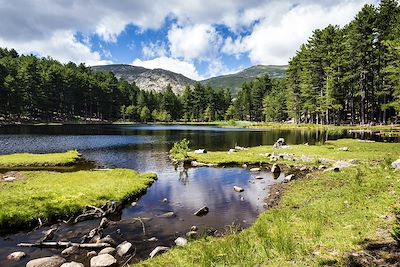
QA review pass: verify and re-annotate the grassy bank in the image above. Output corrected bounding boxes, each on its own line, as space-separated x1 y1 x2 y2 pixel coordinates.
138 164 399 266
0 150 81 167
186 139 400 166
138 139 400 266
0 169 157 228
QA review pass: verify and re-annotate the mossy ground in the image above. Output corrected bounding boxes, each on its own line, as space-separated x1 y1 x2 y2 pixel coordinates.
0 169 157 228
139 139 400 267
0 150 81 167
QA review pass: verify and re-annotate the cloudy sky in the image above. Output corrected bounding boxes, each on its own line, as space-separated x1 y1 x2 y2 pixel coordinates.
0 0 378 80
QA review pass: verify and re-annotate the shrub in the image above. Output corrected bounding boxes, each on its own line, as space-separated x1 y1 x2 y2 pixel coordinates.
171 139 190 160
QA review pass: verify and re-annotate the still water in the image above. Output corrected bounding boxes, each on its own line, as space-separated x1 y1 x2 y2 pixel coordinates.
0 124 385 266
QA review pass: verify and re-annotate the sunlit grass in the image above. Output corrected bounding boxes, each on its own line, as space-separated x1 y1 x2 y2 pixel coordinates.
0 169 157 228
0 150 81 167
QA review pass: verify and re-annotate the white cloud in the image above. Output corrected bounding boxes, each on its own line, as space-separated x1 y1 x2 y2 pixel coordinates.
0 30 111 66
132 56 203 80
142 41 168 58
168 23 222 61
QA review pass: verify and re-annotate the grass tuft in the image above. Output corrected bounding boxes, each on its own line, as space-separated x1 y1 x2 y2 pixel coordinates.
0 150 81 167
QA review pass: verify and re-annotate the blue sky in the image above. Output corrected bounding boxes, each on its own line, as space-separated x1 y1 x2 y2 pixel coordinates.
0 0 378 80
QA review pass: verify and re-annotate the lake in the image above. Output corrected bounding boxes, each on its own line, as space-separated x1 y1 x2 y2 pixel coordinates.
0 124 391 266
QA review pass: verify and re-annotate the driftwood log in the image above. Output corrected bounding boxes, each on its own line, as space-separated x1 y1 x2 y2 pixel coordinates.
17 241 111 249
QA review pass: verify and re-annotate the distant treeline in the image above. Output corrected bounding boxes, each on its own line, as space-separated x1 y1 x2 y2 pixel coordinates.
286 0 400 124
0 0 399 124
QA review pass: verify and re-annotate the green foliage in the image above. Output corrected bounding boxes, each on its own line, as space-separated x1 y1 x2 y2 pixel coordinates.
171 138 190 160
140 106 150 122
152 110 171 122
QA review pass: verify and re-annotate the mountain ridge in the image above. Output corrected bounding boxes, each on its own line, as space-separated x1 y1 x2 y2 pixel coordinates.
91 64 287 95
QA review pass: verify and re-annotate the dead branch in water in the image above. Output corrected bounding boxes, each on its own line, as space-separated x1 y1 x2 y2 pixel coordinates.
17 241 111 249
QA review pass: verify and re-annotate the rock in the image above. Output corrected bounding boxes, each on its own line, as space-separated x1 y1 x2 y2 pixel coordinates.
26 256 66 267
300 155 313 163
194 149 207 154
60 262 84 267
235 146 246 151
320 158 334 164
194 206 209 216
233 186 244 192
333 160 354 170
90 254 117 267
61 245 79 256
300 166 308 171
242 164 247 168
97 235 117 247
98 247 116 256
174 237 188 247
249 167 261 172
41 227 57 241
191 161 217 167
273 138 287 148
186 231 197 238
349 159 359 164
99 218 109 229
147 237 158 242
392 159 400 170
162 198 168 203
271 164 281 173
281 153 295 160
228 148 236 153
190 225 198 231
269 155 279 161
318 165 326 170
284 174 294 183
157 211 175 218
87 251 97 257
240 196 245 201
149 246 170 258
131 201 137 207
333 167 340 172
338 147 349 151
7 251 26 261
3 177 16 182
116 241 133 257
255 176 263 180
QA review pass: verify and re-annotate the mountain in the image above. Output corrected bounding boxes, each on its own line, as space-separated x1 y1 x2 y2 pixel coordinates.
91 64 287 95
201 65 287 95
91 64 195 95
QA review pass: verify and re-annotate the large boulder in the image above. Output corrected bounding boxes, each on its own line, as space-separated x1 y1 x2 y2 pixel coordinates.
90 254 117 267
392 159 400 171
116 241 133 257
60 262 84 267
174 237 188 247
98 247 116 256
26 256 66 267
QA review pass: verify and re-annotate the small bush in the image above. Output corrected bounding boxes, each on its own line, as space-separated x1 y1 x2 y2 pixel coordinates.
171 139 190 160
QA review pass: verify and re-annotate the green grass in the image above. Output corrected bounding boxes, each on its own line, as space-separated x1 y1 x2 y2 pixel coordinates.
137 139 400 266
0 169 157 228
186 139 400 166
137 164 400 267
0 150 81 167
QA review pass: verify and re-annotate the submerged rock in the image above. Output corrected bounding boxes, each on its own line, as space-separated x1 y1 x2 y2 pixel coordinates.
61 245 79 256
99 218 109 229
26 256 66 267
194 206 209 216
233 186 244 192
174 237 188 247
7 251 26 261
116 241 133 257
147 237 158 242
87 251 97 257
250 167 261 172
149 246 170 258
157 211 175 218
90 254 117 267
97 235 117 247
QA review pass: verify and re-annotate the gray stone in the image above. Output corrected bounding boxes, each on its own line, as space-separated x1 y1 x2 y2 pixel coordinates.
162 198 168 203
194 149 207 154
271 164 281 173
147 237 158 242
300 155 313 163
6 251 26 261
131 201 137 207
3 177 16 182
338 147 349 151
228 148 236 153
116 241 133 257
149 246 170 258
186 231 197 238
392 159 400 170
250 167 261 172
98 247 116 256
318 165 326 170
255 176 263 179
190 225 198 231
174 237 188 247
194 206 209 216
233 186 244 192
235 146 246 151
90 254 117 267
87 251 97 257
97 235 117 247
300 166 308 171
26 256 66 267
269 155 279 161
284 174 294 183
273 138 287 148
60 262 84 267
61 245 79 256
157 211 175 218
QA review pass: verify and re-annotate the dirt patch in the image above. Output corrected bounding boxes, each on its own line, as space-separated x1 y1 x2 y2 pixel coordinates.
346 240 400 266
1 171 26 182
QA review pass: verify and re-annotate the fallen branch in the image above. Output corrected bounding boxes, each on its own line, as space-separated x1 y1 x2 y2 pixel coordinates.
17 241 111 249
132 217 146 235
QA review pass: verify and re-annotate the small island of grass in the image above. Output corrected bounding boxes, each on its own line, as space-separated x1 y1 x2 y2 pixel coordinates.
0 150 81 168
